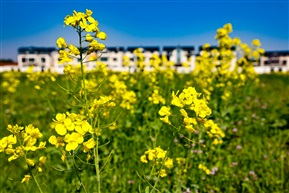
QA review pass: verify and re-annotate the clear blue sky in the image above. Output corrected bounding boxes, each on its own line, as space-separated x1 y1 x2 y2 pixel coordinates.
1 0 288 61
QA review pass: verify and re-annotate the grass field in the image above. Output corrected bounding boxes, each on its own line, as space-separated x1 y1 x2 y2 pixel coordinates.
0 69 288 193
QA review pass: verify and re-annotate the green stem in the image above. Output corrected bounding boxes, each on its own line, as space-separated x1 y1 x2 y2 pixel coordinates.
30 171 44 193
78 28 89 116
72 156 88 193
20 139 44 193
149 126 180 193
44 94 56 113
77 27 96 192
93 113 101 193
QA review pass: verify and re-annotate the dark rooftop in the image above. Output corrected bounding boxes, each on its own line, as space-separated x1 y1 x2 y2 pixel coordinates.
181 46 195 51
163 46 178 52
106 47 125 52
198 45 235 52
264 50 289 57
126 47 141 52
142 46 160 52
18 46 57 54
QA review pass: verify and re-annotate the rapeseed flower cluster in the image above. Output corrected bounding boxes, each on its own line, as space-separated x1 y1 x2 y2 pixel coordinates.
56 9 106 64
88 95 116 118
148 88 166 105
159 86 212 133
193 23 264 102
26 66 57 90
0 124 47 184
109 74 137 112
130 48 176 75
198 164 211 175
140 146 173 177
0 124 46 163
133 48 146 71
1 71 20 94
204 120 225 145
1 71 21 107
49 112 96 153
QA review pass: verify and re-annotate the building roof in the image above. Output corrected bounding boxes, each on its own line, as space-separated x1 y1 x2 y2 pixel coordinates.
181 46 195 51
163 46 178 52
142 46 160 52
0 62 18 66
198 45 218 52
18 46 57 54
264 50 289 57
198 45 235 52
126 46 141 52
106 47 125 52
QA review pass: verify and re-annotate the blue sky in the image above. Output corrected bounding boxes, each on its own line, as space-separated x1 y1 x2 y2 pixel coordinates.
1 0 288 61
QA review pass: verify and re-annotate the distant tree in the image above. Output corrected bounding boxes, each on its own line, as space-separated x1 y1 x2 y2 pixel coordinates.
0 59 14 63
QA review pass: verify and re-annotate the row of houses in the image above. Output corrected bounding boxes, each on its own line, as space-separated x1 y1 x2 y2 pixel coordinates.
15 46 196 73
1 46 289 74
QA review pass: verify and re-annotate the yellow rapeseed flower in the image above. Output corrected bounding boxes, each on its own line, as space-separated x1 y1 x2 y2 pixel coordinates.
164 158 173 169
68 44 80 55
159 169 167 178
56 37 67 48
140 155 148 163
96 31 107 40
21 175 31 184
82 138 96 153
158 106 171 117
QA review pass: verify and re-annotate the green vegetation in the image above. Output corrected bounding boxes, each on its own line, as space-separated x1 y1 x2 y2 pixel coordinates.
0 71 288 193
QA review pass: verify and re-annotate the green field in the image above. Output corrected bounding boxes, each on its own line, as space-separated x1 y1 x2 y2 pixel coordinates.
1 70 288 193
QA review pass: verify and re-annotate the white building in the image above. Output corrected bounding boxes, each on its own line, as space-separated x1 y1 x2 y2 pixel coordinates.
17 47 59 72
97 47 126 71
163 46 195 73
255 51 289 73
10 46 289 74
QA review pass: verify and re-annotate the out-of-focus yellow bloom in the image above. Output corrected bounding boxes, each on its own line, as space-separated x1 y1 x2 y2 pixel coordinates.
223 23 233 33
86 9 92 16
85 34 94 42
160 115 171 125
96 31 107 40
58 50 72 64
141 146 173 178
82 138 96 153
140 155 148 163
34 85 41 90
158 106 171 117
61 150 66 162
56 37 67 48
159 169 167 178
63 64 76 74
185 124 195 133
68 44 80 55
39 156 46 165
159 106 171 124
26 158 35 166
21 175 31 183
193 99 212 118
48 135 65 148
252 39 261 47
176 158 186 165
148 89 165 105
164 158 173 169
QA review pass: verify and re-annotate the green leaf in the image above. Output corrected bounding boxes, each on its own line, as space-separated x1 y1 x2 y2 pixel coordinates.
145 186 150 193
